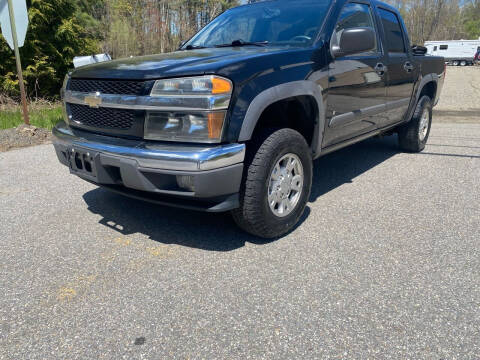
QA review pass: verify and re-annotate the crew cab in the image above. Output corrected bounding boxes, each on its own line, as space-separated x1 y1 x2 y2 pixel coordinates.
53 0 445 238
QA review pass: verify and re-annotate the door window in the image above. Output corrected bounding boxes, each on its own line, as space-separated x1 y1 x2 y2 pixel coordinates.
378 9 406 54
332 3 378 56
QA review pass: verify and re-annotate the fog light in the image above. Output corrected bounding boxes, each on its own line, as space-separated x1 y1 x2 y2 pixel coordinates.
176 175 195 192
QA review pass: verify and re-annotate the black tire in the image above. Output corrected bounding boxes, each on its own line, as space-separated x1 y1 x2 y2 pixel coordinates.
232 128 313 238
398 95 432 153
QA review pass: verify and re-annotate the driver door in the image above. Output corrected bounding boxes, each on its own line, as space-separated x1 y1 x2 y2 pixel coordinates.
323 2 388 148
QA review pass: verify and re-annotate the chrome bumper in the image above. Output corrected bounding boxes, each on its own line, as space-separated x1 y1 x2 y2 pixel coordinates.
52 121 245 172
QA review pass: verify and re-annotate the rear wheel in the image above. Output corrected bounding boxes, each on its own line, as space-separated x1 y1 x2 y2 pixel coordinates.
398 95 432 153
452 60 459 66
232 128 312 238
460 60 467 66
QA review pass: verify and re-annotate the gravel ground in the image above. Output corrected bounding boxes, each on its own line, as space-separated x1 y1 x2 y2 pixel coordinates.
0 123 479 359
434 66 480 122
0 125 52 152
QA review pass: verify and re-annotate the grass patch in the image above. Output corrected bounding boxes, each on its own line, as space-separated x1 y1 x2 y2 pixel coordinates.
0 102 63 130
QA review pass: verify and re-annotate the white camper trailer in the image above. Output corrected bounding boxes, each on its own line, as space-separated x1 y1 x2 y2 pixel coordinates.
425 39 480 66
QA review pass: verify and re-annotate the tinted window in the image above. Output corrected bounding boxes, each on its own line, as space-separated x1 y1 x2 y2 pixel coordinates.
434 46 438 51
378 9 405 53
332 3 378 55
440 45 448 50
185 0 332 48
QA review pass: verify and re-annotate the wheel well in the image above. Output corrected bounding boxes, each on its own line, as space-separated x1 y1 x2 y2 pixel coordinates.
250 96 318 146
419 81 437 101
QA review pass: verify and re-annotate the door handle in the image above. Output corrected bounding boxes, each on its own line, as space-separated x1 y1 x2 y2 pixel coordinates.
404 62 414 73
374 63 387 76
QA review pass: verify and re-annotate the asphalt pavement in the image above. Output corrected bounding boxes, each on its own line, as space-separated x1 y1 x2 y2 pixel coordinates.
1 122 479 359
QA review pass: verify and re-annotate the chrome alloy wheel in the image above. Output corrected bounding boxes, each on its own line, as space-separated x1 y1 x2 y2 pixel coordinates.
267 153 304 218
419 108 430 141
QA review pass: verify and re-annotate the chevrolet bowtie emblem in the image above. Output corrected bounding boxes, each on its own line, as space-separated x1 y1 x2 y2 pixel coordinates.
84 92 102 108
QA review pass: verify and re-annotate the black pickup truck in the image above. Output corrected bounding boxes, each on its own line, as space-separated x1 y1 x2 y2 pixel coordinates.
53 0 445 238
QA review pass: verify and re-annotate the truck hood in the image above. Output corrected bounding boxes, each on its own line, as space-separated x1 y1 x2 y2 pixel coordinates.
70 47 300 80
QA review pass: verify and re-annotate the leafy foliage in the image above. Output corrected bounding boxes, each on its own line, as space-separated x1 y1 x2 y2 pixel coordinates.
100 0 239 59
384 0 480 44
0 0 100 99
463 1 480 39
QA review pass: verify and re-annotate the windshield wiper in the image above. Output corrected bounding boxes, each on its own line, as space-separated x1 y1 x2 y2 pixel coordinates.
184 45 208 50
215 39 269 48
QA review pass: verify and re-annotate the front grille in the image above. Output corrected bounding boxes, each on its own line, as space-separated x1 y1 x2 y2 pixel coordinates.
69 79 146 95
69 104 135 130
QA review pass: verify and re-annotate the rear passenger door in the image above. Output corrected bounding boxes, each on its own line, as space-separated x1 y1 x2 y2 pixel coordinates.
376 7 416 128
324 1 388 147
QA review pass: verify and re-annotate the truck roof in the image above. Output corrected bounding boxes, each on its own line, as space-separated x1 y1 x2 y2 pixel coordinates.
372 0 401 13
238 0 402 15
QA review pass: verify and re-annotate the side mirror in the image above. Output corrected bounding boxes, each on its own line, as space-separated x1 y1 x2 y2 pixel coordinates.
331 27 376 58
412 45 428 55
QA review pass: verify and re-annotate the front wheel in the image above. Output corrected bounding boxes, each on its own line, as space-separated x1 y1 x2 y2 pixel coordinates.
232 128 313 238
398 95 432 153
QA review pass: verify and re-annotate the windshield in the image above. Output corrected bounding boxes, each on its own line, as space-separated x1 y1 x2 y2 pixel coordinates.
184 0 333 49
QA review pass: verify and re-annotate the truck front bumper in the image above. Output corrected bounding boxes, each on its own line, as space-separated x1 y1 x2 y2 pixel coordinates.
52 122 245 212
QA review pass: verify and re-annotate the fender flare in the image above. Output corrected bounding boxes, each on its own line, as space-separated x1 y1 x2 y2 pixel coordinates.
415 73 439 104
405 73 439 122
237 81 325 153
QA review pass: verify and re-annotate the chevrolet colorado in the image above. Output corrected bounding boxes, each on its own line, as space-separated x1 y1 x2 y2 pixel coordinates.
53 0 445 238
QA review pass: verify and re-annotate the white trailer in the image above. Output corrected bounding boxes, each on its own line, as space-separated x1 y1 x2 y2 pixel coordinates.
424 39 480 66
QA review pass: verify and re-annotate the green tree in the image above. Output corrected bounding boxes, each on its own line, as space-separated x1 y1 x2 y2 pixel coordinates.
100 0 239 59
0 0 101 99
463 1 480 39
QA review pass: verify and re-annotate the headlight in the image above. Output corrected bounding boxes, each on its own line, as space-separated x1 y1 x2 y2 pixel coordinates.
150 75 232 96
144 111 226 143
146 76 232 143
